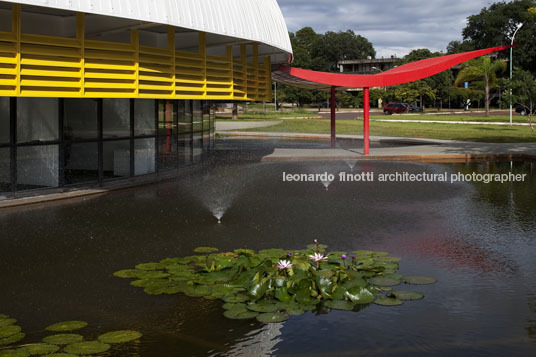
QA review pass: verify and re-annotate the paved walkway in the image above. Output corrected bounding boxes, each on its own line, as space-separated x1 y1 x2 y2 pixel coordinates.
218 131 536 162
215 121 282 131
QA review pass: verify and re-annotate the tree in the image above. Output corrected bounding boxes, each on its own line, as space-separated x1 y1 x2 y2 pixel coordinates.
462 0 536 74
278 27 375 108
502 69 536 130
454 57 506 116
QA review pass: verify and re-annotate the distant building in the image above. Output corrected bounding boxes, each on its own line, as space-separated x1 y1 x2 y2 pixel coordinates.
337 57 398 74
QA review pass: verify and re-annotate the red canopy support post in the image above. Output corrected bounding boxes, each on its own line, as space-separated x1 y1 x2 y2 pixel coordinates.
363 87 370 156
330 86 336 148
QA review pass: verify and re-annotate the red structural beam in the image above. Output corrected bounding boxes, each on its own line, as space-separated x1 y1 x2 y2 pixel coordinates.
330 86 336 148
278 45 514 88
363 88 370 155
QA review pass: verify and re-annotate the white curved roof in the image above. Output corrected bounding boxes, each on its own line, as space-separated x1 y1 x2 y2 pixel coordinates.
3 0 292 55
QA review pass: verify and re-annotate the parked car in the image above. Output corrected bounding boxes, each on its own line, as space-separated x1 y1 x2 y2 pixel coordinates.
383 103 409 114
515 103 536 116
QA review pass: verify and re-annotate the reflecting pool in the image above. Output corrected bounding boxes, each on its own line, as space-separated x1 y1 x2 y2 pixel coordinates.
0 138 535 356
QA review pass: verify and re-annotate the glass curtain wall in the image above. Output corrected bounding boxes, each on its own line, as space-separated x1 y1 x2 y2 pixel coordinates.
0 98 212 198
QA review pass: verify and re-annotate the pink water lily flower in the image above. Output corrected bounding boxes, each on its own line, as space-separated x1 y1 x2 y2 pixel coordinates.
309 253 328 262
277 260 293 270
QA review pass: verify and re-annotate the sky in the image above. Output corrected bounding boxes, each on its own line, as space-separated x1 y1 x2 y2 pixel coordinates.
277 0 498 58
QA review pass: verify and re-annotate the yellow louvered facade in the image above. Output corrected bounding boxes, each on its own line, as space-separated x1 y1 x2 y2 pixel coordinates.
0 4 272 101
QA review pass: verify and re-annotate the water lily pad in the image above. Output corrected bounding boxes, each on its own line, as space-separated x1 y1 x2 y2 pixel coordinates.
368 276 401 287
0 319 16 328
222 294 249 303
20 343 59 355
194 247 219 254
352 250 374 256
45 321 87 332
372 252 389 257
324 300 355 311
0 349 29 357
403 275 437 285
135 271 170 279
64 341 110 355
247 302 282 313
183 285 211 297
98 330 142 344
374 296 404 306
222 303 245 311
0 326 21 339
113 269 139 278
258 249 286 257
0 333 25 346
42 334 84 345
44 354 78 357
135 262 165 271
256 312 289 323
223 309 258 320
234 249 255 256
345 287 375 304
390 290 424 301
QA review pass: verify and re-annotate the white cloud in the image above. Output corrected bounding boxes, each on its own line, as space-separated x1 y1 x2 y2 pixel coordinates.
277 0 501 58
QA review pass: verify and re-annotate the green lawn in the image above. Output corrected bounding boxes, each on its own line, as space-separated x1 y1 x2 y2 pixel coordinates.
216 110 318 120
232 118 536 143
370 114 530 124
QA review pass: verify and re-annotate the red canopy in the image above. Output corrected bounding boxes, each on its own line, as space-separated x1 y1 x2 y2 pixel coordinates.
274 45 513 89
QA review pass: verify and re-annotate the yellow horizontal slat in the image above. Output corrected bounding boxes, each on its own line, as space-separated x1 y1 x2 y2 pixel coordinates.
21 34 80 48
21 68 81 78
140 54 173 66
139 74 173 83
0 42 16 53
21 44 81 58
175 78 204 85
0 56 17 64
85 61 135 71
21 57 80 68
206 62 231 71
175 86 205 92
85 50 135 61
18 90 81 97
21 79 81 88
140 45 172 56
0 68 16 75
85 72 136 80
139 83 174 91
84 92 135 98
85 40 134 52
85 82 135 89
175 67 204 77
206 55 228 62
0 89 16 96
0 78 16 86
0 32 16 42
175 51 203 60
205 87 232 93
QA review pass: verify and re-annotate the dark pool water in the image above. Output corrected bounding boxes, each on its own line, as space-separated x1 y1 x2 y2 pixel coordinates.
1 138 535 356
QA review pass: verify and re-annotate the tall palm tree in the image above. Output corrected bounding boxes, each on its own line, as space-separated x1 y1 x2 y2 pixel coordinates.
455 57 506 116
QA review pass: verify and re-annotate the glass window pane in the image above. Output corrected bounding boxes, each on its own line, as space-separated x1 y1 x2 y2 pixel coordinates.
202 101 211 132
134 138 156 175
178 100 192 134
64 142 98 185
158 100 176 136
17 98 59 143
158 136 177 170
178 133 192 166
0 97 9 144
134 99 156 136
192 100 202 132
103 140 131 180
64 99 98 140
17 145 59 190
103 99 130 138
0 148 10 195
193 133 202 161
